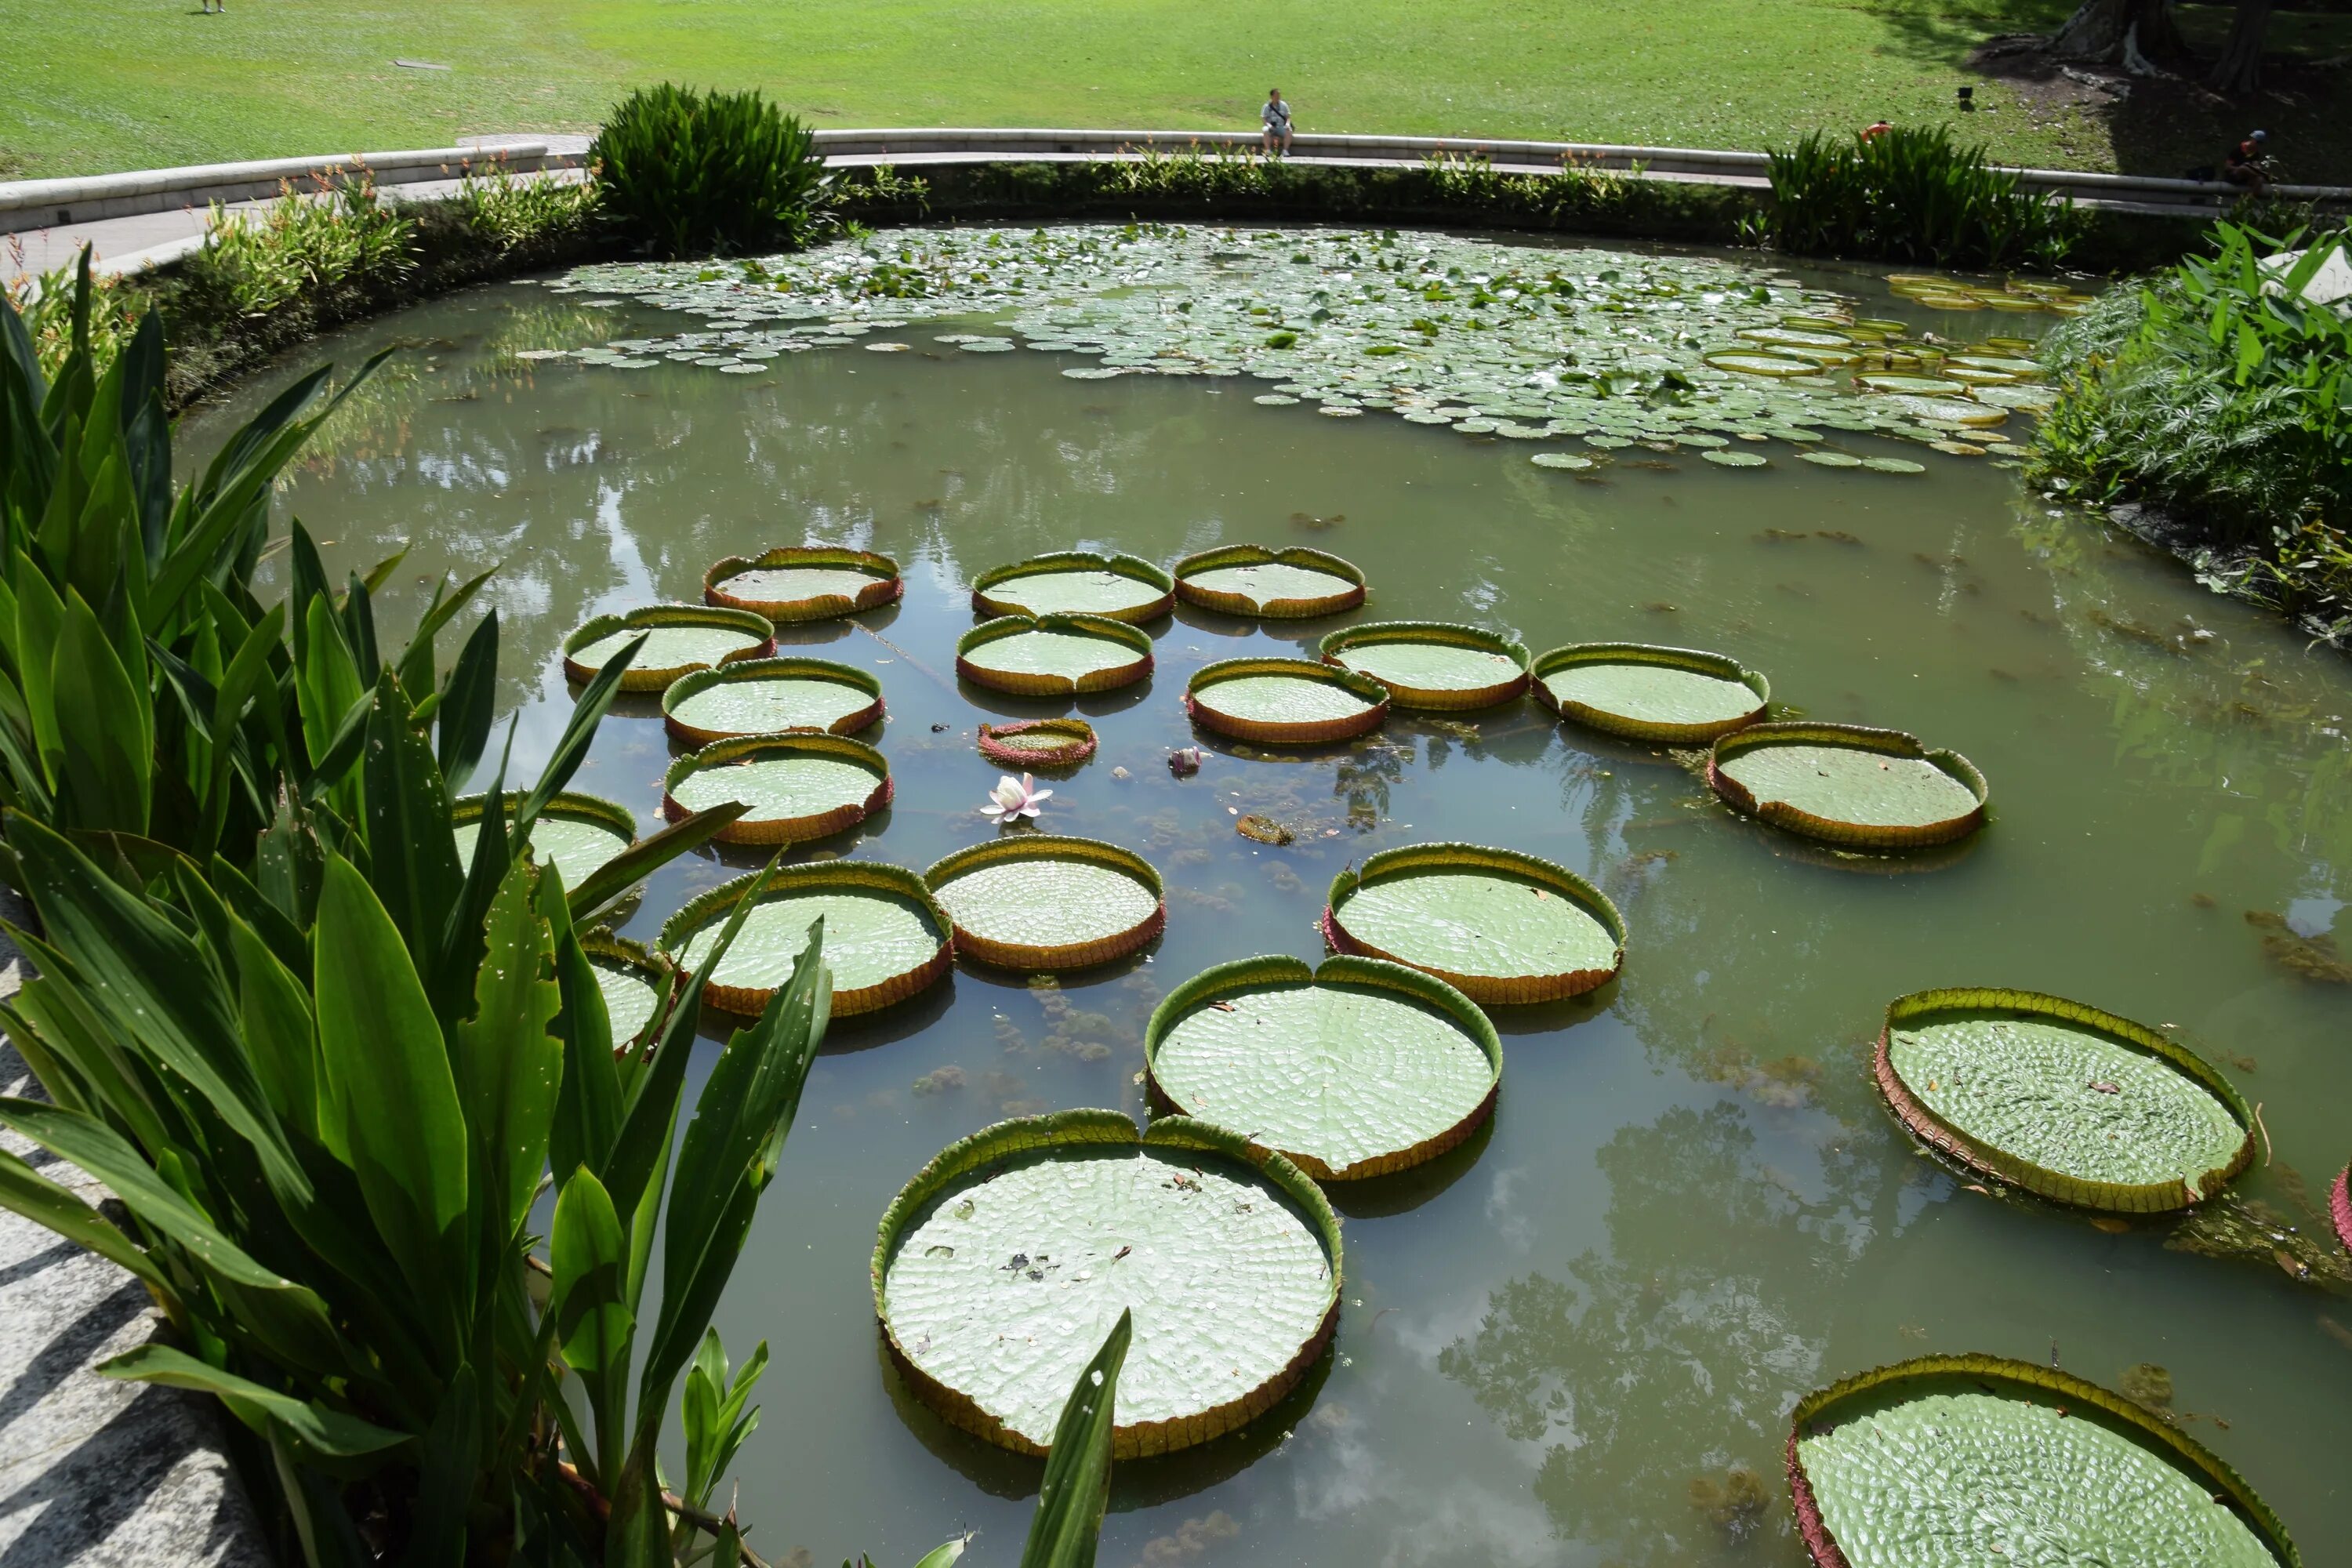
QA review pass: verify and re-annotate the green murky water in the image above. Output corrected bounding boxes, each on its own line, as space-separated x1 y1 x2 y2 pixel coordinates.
189 234 2352 1567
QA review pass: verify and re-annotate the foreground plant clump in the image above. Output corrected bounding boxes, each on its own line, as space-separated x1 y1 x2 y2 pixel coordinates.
1763 124 2085 270
2035 220 2352 641
541 224 2054 463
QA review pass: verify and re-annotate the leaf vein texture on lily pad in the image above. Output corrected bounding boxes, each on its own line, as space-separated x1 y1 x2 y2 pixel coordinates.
1147 956 1500 1179
1325 843 1624 1004
875 1112 1341 1457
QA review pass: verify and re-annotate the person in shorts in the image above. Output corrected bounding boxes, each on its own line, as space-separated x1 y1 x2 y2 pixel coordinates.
1262 89 1294 155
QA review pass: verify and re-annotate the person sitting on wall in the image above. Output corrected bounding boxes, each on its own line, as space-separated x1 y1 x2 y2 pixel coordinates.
1860 121 1893 143
2223 129 2272 195
1262 89 1294 156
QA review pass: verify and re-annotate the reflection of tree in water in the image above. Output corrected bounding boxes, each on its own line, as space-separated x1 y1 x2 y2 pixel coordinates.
1331 736 1410 830
1439 1102 1893 1563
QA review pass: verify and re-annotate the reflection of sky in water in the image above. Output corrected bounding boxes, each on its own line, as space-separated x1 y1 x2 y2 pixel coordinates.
188 259 2352 1568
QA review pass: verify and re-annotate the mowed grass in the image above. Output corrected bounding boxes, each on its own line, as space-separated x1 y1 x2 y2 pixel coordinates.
3 0 2347 182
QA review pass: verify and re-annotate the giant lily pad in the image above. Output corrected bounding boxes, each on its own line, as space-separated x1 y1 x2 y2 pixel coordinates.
659 861 950 1016
1185 658 1389 745
452 792 634 887
705 546 904 622
972 552 1174 622
1788 1354 2296 1568
1318 622 1531 711
1172 545 1367 619
873 1111 1341 1457
1323 843 1624 1005
977 718 1098 770
1708 722 1988 849
924 836 1163 971
1145 955 1500 1180
1532 643 1769 742
661 656 884 746
662 731 892 845
583 932 673 1050
956 614 1154 696
562 604 775 691
1875 988 2254 1212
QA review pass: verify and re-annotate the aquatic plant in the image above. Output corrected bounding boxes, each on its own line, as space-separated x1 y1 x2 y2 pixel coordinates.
925 836 1165 971
982 772 1054 826
591 84 832 258
1765 125 2085 270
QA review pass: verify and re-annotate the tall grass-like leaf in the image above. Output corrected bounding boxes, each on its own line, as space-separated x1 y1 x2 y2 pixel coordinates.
101 1345 406 1461
363 668 464 990
0 1144 176 1299
455 859 563 1238
313 851 469 1334
51 588 152 832
563 799 746 929
1017 1311 1131 1568
550 1165 634 1483
435 607 499 788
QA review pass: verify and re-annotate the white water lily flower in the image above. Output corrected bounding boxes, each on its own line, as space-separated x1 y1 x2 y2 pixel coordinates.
982 773 1051 825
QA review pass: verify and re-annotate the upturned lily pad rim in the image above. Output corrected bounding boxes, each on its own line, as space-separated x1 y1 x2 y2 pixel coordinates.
1708 720 1989 849
1171 544 1368 619
976 717 1099 770
1323 840 1627 1005
971 550 1176 623
657 859 951 1017
870 1109 1343 1458
1185 657 1392 745
579 931 675 1050
1316 620 1534 711
660 731 893 845
1786 1352 2299 1568
2331 1163 2352 1255
704 545 905 622
1876 987 2253 1214
921 833 1166 971
452 789 637 846
954 612 1157 696
1530 641 1771 743
1142 953 1501 1180
659 655 887 745
561 603 776 691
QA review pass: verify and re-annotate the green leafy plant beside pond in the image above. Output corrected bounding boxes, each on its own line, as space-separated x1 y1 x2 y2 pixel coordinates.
2035 220 2352 641
1765 125 2083 271
592 85 833 259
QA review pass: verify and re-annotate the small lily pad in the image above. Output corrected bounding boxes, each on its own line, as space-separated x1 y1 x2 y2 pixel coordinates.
1530 452 1595 470
1532 643 1769 743
977 718 1098 769
873 1112 1341 1456
1802 451 1864 468
661 861 950 1017
1319 622 1531 711
661 657 884 746
1860 456 1926 474
1147 954 1501 1180
956 614 1155 697
1702 449 1768 468
1790 1355 2295 1568
1875 988 2254 1211
972 551 1174 622
452 791 634 887
662 732 892 845
1323 842 1625 1005
1708 722 1987 849
1186 658 1389 745
1172 544 1366 619
705 546 903 622
924 836 1164 971
562 604 775 691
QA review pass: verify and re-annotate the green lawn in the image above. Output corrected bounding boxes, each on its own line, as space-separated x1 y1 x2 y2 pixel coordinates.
4 0 2347 183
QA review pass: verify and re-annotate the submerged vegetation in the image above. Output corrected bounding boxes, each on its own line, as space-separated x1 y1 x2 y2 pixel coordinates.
2035 220 2352 644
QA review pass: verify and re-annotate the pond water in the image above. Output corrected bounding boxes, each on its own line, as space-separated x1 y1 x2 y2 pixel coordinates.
189 232 2352 1568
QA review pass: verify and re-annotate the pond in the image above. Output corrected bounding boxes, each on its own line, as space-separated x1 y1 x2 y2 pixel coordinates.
189 227 2352 1567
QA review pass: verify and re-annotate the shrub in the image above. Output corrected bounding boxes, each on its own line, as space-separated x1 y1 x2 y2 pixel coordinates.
592 85 831 258
184 173 418 321
2035 220 2352 633
1765 125 2082 270
2 254 142 379
459 158 604 260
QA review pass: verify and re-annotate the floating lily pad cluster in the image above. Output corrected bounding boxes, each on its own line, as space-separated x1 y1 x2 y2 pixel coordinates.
543 224 2051 463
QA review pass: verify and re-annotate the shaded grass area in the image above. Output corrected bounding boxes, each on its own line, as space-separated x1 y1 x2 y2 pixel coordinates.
5 0 2348 182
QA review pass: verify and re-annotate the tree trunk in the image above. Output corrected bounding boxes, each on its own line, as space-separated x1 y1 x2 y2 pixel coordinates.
2208 0 2276 96
2051 0 2187 65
